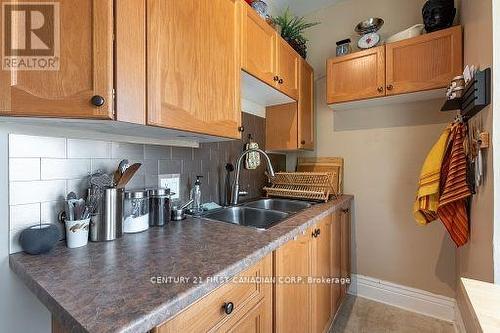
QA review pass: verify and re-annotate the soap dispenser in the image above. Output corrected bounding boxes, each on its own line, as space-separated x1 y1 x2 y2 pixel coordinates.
190 175 204 216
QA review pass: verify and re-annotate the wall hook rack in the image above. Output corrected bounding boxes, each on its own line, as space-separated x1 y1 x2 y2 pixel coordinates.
441 68 491 121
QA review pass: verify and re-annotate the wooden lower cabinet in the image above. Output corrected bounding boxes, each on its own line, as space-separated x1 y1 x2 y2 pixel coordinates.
311 215 333 333
274 228 312 333
274 214 344 333
340 205 352 301
154 254 272 333
331 210 342 313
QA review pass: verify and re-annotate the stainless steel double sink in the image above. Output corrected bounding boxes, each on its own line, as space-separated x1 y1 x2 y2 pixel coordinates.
202 198 312 230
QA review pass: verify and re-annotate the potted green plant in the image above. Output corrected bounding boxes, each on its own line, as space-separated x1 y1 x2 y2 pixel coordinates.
273 8 320 59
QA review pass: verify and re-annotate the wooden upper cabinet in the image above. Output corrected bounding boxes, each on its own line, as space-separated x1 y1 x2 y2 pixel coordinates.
0 0 113 119
276 38 300 100
265 103 298 151
386 26 463 96
241 3 277 87
147 0 241 139
298 60 314 150
327 46 385 104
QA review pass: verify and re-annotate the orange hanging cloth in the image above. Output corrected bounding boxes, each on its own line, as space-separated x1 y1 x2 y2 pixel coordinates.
437 123 471 247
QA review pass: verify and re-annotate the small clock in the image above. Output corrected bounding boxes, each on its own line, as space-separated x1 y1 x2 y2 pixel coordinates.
357 32 380 49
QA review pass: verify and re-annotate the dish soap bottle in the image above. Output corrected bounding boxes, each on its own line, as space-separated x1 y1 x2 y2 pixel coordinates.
190 175 203 216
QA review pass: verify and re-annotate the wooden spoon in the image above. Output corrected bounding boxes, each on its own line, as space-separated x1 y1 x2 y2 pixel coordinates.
116 163 141 188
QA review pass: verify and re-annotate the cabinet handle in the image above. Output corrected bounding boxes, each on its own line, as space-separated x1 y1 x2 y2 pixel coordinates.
91 95 105 107
377 86 384 93
386 84 394 91
238 126 245 133
301 140 306 145
222 302 234 315
312 229 320 238
278 78 284 84
273 76 279 81
317 228 321 236
342 208 350 214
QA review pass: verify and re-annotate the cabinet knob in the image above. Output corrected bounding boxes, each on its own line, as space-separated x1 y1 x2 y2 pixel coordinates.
386 84 394 91
317 228 321 236
278 78 284 84
223 302 234 315
342 208 350 214
301 140 306 145
377 86 384 93
238 126 245 133
273 76 279 82
91 95 105 107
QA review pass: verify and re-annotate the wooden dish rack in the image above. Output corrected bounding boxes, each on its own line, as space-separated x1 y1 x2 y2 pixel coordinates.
264 172 338 202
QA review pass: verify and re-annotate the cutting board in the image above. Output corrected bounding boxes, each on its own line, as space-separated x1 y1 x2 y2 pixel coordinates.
296 157 344 194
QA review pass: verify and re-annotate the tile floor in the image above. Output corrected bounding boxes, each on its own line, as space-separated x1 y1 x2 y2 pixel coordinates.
330 295 455 333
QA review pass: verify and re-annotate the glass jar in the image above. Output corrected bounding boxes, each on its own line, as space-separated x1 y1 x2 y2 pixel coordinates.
123 190 149 233
148 188 172 227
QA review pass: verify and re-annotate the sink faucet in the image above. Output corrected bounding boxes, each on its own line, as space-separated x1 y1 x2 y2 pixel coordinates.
230 148 276 205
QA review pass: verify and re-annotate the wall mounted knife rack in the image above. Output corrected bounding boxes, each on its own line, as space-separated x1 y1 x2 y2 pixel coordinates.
441 67 491 121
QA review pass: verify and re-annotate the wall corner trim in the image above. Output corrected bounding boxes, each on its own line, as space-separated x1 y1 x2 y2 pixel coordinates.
348 274 462 328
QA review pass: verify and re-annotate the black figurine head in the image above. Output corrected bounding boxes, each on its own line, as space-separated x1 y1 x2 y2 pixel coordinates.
422 0 456 33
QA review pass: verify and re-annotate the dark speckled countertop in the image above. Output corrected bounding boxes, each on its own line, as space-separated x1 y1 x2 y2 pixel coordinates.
10 195 353 333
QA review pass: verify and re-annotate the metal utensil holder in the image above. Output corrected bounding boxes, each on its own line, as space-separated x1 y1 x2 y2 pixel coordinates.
90 188 124 242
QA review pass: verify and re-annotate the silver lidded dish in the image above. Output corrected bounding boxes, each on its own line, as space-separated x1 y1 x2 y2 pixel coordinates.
355 17 385 35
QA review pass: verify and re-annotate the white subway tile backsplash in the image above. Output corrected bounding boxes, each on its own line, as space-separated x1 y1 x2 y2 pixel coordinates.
10 227 24 254
144 145 171 160
41 201 65 224
41 159 91 180
9 158 40 181
66 179 88 198
125 173 145 189
41 201 66 242
9 203 41 231
9 180 66 205
9 134 66 158
67 139 111 158
111 142 144 160
91 158 121 174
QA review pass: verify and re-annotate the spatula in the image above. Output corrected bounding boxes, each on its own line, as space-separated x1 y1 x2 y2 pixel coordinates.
116 163 141 188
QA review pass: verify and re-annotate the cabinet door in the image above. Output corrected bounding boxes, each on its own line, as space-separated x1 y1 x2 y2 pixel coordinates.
265 102 298 151
311 215 333 333
0 0 113 118
331 210 342 315
326 46 385 104
276 38 300 100
241 3 277 87
298 60 314 150
274 230 311 333
147 0 241 139
340 206 351 300
216 297 272 333
385 26 462 95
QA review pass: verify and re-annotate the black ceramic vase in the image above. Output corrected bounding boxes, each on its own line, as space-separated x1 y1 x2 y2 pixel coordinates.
422 0 456 33
19 223 61 255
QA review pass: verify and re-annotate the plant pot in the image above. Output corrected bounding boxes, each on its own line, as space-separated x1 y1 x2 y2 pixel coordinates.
285 37 307 59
